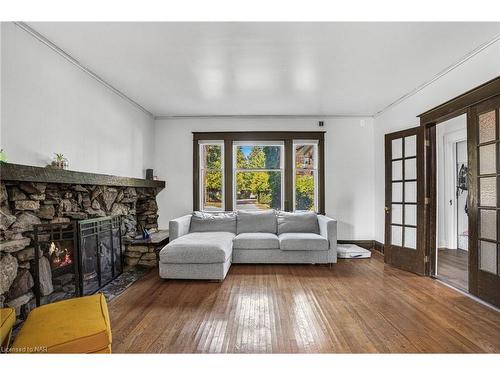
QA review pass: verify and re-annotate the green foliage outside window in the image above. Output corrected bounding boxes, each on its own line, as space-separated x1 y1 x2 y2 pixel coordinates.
203 143 314 211
204 145 223 206
295 173 315 211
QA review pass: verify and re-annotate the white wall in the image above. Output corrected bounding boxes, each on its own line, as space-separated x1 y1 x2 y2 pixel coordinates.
373 40 500 243
436 115 467 249
0 22 155 179
154 117 375 240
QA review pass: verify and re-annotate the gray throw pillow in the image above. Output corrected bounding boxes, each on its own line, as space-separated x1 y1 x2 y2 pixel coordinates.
236 209 277 234
189 211 237 233
276 211 319 234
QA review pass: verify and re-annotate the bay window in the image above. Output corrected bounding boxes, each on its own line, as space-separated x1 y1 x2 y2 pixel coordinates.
193 132 325 213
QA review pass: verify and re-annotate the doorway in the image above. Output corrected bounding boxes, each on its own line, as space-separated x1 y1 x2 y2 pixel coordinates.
419 76 500 308
435 114 469 291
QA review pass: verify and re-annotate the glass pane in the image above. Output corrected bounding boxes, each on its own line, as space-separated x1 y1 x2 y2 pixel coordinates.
236 145 281 169
480 209 497 241
392 138 403 159
392 204 402 224
202 144 222 169
392 160 402 180
391 226 402 246
405 181 417 203
295 170 316 211
479 143 496 175
99 230 113 286
236 171 282 210
479 177 496 207
202 169 223 211
112 227 122 276
295 144 316 169
392 182 403 202
81 235 98 295
404 227 417 249
479 110 496 144
405 136 417 157
479 241 497 274
404 158 416 180
405 204 417 226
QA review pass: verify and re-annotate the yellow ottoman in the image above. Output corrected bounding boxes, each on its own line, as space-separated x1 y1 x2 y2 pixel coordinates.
11 293 112 354
1 307 16 351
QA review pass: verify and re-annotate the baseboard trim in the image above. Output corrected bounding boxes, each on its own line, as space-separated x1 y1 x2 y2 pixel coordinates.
373 241 385 254
338 240 385 254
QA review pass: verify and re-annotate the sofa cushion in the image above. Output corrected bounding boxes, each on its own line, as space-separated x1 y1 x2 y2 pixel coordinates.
160 232 235 264
279 233 329 251
233 233 280 249
236 209 277 234
189 211 237 233
276 211 319 235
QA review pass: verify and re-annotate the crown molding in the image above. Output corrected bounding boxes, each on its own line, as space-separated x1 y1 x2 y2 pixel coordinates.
14 22 154 118
154 114 373 120
374 32 500 118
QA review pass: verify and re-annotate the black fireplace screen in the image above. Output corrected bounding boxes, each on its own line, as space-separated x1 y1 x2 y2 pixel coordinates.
33 216 123 306
79 216 122 296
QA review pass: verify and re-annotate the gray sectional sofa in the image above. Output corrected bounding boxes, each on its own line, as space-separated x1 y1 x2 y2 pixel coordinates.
159 210 337 281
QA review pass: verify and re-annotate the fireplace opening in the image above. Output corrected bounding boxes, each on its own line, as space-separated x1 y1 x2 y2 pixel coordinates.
33 216 123 306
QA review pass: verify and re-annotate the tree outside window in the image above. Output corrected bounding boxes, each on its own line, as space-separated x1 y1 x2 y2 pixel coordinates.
200 143 224 211
294 143 318 211
234 144 283 210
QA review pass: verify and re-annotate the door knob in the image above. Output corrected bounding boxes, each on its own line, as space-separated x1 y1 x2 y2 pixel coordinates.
384 206 390 213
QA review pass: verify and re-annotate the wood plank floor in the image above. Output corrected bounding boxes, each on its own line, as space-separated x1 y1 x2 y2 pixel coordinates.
437 248 468 291
108 252 500 353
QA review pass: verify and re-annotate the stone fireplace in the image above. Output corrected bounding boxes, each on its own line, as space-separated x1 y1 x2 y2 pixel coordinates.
0 163 165 320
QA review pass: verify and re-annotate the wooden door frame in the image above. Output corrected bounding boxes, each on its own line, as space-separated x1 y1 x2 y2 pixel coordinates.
418 76 500 284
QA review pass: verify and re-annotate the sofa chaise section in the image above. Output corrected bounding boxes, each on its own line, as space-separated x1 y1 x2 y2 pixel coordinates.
159 213 236 280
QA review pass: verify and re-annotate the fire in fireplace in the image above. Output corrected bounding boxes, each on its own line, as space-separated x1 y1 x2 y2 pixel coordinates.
49 241 74 269
33 216 123 306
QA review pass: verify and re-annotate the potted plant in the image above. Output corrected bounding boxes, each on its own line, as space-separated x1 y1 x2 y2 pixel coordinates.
51 153 69 169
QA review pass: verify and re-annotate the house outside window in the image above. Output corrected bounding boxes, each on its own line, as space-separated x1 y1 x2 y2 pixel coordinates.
294 141 319 211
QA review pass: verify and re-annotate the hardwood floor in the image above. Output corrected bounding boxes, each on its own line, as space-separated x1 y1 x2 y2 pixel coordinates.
437 248 469 291
108 252 500 353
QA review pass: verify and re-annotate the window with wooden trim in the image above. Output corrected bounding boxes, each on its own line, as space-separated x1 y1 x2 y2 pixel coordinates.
233 141 284 211
293 141 318 211
199 141 224 211
193 132 325 213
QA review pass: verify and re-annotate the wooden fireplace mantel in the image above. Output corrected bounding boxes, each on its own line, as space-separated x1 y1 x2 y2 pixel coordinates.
0 162 165 189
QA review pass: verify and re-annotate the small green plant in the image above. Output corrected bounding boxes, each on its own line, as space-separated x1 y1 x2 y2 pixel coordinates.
54 153 66 162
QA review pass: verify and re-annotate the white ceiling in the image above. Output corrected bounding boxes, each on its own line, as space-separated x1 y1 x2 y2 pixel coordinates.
27 22 500 117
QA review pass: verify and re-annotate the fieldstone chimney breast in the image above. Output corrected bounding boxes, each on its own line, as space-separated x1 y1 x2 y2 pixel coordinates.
0 163 165 320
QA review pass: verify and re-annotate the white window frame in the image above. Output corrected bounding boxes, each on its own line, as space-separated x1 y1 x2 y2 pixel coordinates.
293 140 319 212
232 141 285 211
199 140 224 212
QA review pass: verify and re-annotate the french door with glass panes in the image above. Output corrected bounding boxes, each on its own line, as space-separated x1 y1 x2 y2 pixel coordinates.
384 127 426 274
469 95 500 307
